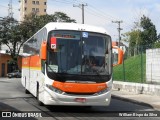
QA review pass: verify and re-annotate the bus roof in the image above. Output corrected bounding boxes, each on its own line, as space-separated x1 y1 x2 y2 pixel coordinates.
44 22 109 35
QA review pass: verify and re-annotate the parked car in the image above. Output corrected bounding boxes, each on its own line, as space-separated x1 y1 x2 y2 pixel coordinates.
7 70 21 78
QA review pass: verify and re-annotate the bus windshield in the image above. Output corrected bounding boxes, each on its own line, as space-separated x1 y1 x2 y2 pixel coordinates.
47 30 111 82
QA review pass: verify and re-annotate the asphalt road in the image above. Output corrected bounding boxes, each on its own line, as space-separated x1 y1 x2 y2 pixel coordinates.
0 78 159 120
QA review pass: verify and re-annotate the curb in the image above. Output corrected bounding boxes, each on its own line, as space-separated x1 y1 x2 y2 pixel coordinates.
111 94 154 109
113 81 160 97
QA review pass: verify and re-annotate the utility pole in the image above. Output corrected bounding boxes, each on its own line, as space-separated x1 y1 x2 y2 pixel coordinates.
112 20 123 47
8 0 13 18
73 3 87 24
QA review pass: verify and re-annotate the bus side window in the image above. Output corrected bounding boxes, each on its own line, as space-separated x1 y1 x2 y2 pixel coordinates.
41 60 45 74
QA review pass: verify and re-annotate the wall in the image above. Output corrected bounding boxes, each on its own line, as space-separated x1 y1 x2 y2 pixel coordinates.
113 81 160 96
0 54 10 77
146 49 160 84
0 53 22 77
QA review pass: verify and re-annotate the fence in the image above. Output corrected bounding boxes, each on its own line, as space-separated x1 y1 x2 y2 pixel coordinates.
113 45 160 84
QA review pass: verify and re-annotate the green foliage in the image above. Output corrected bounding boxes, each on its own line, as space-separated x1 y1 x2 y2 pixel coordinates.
140 15 157 47
126 30 142 47
21 12 76 40
113 54 146 83
53 12 76 23
0 12 76 68
154 42 160 48
123 15 158 57
0 17 21 62
124 30 142 56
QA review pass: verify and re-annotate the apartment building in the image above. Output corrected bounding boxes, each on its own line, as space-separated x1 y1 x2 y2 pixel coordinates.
20 0 47 21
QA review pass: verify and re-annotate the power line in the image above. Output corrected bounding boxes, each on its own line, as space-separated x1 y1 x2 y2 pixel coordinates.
45 0 134 31
51 0 73 4
0 4 9 9
73 1 119 21
53 1 123 25
112 20 123 47
73 3 87 24
85 7 109 21
88 4 118 21
0 3 19 11
50 1 129 25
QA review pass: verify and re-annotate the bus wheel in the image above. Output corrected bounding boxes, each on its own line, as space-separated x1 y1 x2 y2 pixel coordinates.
37 84 44 106
24 77 30 94
25 89 30 94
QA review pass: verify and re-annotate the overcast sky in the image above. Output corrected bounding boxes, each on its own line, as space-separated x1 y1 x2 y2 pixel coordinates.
0 0 160 41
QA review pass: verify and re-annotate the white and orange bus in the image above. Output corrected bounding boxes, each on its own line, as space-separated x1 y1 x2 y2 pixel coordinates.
22 22 123 106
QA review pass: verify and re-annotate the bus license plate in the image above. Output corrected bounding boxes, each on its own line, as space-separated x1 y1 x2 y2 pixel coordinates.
75 98 86 103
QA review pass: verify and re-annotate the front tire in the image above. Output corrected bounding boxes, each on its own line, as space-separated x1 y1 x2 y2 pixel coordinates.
25 89 30 94
37 83 44 106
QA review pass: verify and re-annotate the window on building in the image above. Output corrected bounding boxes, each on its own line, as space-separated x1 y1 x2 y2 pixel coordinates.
44 9 46 12
32 8 35 12
32 1 35 4
36 8 39 12
24 7 27 11
44 2 47 5
36 1 39 5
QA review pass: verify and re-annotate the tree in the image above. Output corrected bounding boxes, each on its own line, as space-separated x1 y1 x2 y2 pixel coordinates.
0 17 22 69
123 28 142 56
140 15 157 47
127 30 141 47
124 15 158 56
154 42 160 48
53 12 76 23
20 12 76 40
0 12 76 70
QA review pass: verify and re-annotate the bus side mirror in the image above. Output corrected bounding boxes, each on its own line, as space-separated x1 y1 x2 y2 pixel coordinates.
41 41 47 60
112 46 124 66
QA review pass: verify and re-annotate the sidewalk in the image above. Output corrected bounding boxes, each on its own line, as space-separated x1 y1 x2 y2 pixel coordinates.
112 89 160 111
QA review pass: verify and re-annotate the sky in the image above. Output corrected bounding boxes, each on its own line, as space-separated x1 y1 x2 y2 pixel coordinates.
0 0 160 41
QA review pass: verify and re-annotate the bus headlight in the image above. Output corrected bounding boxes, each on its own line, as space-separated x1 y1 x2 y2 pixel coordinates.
94 87 112 96
46 84 63 94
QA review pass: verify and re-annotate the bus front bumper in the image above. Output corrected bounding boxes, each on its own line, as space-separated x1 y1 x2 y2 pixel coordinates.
43 88 111 106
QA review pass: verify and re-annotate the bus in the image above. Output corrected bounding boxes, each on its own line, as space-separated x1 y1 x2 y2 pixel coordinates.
22 22 123 106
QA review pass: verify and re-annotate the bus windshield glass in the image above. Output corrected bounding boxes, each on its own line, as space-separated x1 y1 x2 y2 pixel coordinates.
47 30 111 82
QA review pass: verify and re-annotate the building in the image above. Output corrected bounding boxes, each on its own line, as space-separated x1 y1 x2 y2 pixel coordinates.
20 0 47 21
0 44 22 77
0 53 22 77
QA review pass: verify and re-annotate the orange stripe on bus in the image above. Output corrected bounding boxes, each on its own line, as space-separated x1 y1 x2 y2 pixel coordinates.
52 81 107 93
22 55 41 68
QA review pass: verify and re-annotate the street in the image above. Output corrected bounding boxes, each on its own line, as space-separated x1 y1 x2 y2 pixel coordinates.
0 78 159 120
